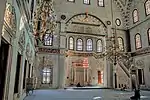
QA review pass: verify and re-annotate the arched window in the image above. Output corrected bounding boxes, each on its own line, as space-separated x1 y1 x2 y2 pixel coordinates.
44 34 53 46
97 39 103 52
77 38 83 51
69 37 74 50
86 39 93 51
42 67 52 84
135 33 142 49
118 37 124 51
84 0 90 4
145 0 150 15
98 0 104 7
147 28 150 45
133 9 139 23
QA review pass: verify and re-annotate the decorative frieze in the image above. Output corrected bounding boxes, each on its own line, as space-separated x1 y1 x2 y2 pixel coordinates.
38 47 60 54
132 47 150 56
66 51 93 57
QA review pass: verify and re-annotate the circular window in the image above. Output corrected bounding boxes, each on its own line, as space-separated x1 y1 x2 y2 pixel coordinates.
115 18 121 26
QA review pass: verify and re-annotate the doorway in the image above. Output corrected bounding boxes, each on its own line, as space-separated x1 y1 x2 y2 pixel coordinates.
0 40 9 100
138 69 145 85
14 53 22 93
98 71 103 84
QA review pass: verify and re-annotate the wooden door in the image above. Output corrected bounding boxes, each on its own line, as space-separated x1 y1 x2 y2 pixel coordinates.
98 71 101 84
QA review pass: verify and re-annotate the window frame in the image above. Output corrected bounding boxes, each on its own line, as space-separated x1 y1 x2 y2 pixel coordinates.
145 0 150 16
97 0 104 7
42 67 52 84
115 18 121 26
83 0 90 5
86 38 93 51
96 39 103 53
117 37 124 51
43 33 53 46
135 33 142 50
76 38 83 51
68 36 74 50
147 28 150 45
132 9 139 24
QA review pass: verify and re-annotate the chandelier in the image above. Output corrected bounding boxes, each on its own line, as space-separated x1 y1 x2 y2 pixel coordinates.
33 0 57 41
93 28 132 65
93 0 133 78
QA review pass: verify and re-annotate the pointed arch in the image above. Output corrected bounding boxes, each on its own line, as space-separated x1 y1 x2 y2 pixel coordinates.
76 38 83 51
145 0 150 16
133 9 139 23
118 37 124 51
69 36 74 50
86 38 93 51
97 39 103 52
66 13 107 28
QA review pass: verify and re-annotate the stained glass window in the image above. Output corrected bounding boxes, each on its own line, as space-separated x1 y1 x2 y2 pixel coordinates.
145 0 150 15
86 39 93 51
44 34 53 46
77 38 83 51
133 9 139 23
42 67 52 84
135 34 142 49
84 0 90 4
98 0 104 7
97 39 103 52
118 37 124 51
69 37 74 50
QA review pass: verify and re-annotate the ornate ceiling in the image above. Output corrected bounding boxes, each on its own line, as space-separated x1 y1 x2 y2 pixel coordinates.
113 0 133 29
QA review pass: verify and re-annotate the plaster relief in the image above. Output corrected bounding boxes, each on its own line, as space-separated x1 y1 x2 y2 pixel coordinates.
4 3 17 34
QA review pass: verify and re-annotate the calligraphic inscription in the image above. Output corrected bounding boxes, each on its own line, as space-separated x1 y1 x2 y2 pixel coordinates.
38 48 60 54
66 51 93 57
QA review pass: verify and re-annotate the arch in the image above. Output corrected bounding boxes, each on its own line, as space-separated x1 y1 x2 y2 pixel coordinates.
145 0 150 16
76 38 83 51
68 36 74 50
86 38 93 51
97 39 103 52
117 37 124 51
132 9 139 23
66 13 107 28
135 33 142 49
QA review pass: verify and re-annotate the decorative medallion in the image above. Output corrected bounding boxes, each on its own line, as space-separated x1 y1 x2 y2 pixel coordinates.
61 15 66 20
106 21 111 25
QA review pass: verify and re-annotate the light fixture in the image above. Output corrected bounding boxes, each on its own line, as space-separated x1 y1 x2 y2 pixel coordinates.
93 0 133 88
33 0 57 43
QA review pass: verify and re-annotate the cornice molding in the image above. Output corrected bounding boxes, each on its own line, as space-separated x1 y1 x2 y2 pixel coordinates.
132 47 150 56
